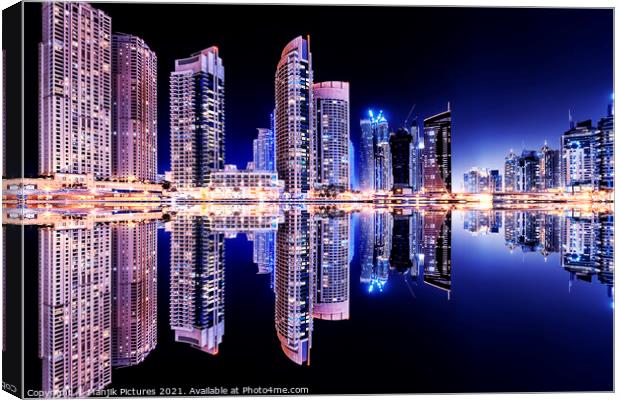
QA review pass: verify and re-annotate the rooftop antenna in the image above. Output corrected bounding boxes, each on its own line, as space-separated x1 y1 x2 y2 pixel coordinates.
569 109 575 129
447 101 451 112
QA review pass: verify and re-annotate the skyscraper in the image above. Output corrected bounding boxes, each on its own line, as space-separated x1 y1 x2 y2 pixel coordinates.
275 209 313 365
489 169 502 192
39 223 112 397
390 127 413 191
539 143 560 190
253 128 275 172
359 118 374 192
515 150 541 192
275 36 312 196
312 211 350 321
410 120 423 192
597 100 614 190
111 221 158 367
373 112 392 191
561 120 598 191
422 107 451 193
170 216 225 355
170 47 225 188
504 150 518 192
39 2 112 178
312 81 350 191
111 34 157 182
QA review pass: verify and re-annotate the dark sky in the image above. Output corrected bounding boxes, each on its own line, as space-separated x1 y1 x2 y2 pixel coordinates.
24 3 613 187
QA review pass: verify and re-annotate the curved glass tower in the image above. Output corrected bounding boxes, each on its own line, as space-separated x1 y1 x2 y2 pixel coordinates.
274 36 313 197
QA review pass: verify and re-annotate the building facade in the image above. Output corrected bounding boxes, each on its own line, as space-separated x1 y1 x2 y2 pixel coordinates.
597 102 614 190
312 211 350 321
170 216 225 355
312 81 350 191
390 127 414 190
359 118 375 192
275 209 313 365
39 223 112 397
111 221 158 367
39 2 112 178
561 120 598 191
515 150 541 192
170 47 225 188
111 34 157 182
274 36 313 196
539 143 560 190
371 111 392 191
504 150 518 192
422 108 451 193
253 128 275 172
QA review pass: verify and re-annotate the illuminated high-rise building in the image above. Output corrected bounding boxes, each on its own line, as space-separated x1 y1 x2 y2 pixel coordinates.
422 107 451 193
504 150 518 192
112 34 158 182
253 128 275 172
390 128 414 191
312 211 350 321
410 120 423 192
539 143 560 190
597 100 614 190
275 36 313 196
312 81 350 191
359 118 375 191
39 223 112 397
111 221 158 367
515 150 541 192
170 47 225 188
275 209 313 365
373 113 392 191
170 216 225 355
39 2 112 178
561 120 598 191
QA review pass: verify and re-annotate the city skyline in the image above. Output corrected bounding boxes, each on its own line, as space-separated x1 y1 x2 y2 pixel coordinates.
22 4 613 187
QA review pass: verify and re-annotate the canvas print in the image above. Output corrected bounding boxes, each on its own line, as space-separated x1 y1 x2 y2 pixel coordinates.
1 1 614 398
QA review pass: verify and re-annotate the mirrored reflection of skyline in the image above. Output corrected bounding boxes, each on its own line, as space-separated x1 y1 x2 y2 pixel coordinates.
3 204 614 397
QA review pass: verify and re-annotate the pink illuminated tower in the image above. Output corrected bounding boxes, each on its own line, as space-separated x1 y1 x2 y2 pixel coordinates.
312 81 351 191
111 221 158 367
39 2 112 178
112 34 158 182
312 211 350 321
38 222 112 397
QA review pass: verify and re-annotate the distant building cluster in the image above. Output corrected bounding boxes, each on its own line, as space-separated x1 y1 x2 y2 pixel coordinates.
467 104 614 194
359 107 452 195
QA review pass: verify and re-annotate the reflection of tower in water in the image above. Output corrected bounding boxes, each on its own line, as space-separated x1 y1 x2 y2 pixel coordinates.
275 209 313 365
170 216 225 355
312 210 350 321
561 212 614 298
39 222 112 397
112 221 158 367
421 211 452 297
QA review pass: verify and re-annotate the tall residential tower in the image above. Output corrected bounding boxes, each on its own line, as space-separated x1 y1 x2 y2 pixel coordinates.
39 2 112 178
170 47 225 188
312 81 350 191
112 33 158 182
274 36 313 196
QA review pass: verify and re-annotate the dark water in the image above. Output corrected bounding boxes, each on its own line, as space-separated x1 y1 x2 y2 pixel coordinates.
11 205 613 396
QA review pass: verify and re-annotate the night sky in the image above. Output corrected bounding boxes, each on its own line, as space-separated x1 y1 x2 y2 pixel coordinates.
24 4 613 188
